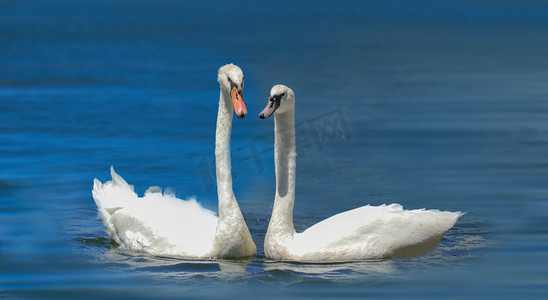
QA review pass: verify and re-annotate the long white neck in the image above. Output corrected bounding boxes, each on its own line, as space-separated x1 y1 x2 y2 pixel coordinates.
215 88 239 218
267 106 297 238
212 87 255 257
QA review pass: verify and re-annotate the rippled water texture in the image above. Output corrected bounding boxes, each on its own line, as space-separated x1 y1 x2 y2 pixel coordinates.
1 0 547 298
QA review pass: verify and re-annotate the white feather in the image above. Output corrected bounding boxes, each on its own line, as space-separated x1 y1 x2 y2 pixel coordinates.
93 167 217 257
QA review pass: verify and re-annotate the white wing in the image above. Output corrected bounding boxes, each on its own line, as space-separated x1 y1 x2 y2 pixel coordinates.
291 204 462 261
92 167 218 258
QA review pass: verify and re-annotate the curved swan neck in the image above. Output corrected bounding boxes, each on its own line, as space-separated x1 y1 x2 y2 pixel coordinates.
215 88 239 217
212 84 256 258
269 107 297 236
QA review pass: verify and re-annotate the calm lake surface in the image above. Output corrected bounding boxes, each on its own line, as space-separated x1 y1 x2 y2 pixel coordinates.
1 0 548 298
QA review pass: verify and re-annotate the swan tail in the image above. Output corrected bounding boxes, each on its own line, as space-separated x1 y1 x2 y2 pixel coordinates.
92 167 138 244
389 208 464 258
425 209 463 234
389 204 464 234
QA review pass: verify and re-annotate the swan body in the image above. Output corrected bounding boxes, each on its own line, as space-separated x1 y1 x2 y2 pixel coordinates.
92 64 256 259
259 85 462 262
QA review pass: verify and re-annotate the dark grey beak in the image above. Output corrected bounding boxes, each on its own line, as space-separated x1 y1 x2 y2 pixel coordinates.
259 96 280 119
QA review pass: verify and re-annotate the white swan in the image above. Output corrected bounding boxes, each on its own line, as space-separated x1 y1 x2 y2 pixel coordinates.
92 64 256 259
259 84 463 262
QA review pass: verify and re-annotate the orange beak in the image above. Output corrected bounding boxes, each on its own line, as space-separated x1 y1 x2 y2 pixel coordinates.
231 87 247 119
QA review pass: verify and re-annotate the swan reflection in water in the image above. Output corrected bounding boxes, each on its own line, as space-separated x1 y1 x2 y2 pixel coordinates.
261 259 397 281
99 248 253 279
100 248 396 283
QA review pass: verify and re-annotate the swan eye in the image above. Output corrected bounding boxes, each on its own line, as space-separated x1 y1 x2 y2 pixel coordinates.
275 93 285 102
269 93 284 106
227 77 243 92
228 77 237 89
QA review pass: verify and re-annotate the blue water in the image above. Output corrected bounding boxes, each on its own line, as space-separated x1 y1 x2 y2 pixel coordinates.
1 0 548 298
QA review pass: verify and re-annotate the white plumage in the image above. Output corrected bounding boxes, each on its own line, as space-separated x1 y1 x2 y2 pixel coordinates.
92 64 256 259
93 168 218 257
279 204 462 261
259 85 463 262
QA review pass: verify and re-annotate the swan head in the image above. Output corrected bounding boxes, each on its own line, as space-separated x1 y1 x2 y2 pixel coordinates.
218 63 247 119
259 85 295 119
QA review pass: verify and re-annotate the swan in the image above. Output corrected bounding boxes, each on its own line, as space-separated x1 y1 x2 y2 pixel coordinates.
92 64 256 259
259 84 463 262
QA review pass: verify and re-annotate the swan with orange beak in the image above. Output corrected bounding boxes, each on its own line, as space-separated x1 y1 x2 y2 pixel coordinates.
91 64 256 259
218 64 247 119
